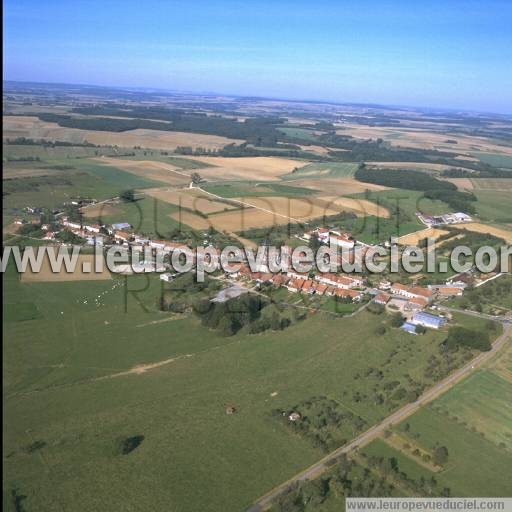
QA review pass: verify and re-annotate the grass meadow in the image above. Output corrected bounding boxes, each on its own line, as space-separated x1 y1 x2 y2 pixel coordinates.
3 258 491 512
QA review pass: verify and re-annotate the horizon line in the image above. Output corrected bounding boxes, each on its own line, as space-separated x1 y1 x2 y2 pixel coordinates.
4 79 512 118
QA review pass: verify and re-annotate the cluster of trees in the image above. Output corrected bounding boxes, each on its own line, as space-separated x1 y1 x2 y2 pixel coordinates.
272 453 450 512
198 293 270 336
355 167 478 213
4 136 98 148
161 275 296 336
444 326 491 352
355 167 456 192
459 276 512 311
272 396 367 453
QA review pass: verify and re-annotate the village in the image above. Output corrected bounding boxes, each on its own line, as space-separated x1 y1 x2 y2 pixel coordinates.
13 202 506 338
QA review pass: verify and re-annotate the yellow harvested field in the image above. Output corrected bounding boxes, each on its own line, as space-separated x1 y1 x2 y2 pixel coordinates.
3 167 63 179
180 156 310 181
398 227 450 246
81 203 120 218
144 187 234 214
199 208 295 231
233 196 341 220
452 223 512 244
336 123 512 155
170 211 211 230
315 196 389 218
20 251 112 282
3 116 241 151
172 194 386 232
94 157 190 185
443 178 474 190
294 177 389 196
366 161 468 172
470 178 512 190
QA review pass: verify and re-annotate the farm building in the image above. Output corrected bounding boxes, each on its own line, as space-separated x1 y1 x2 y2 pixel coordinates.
111 222 131 231
401 322 418 335
390 283 434 303
410 312 447 329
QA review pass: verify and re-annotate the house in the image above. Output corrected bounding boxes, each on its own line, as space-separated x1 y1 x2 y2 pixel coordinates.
401 322 419 335
329 232 355 249
257 273 273 284
84 223 101 234
286 279 304 293
390 283 434 303
62 219 81 230
304 227 330 243
133 234 150 245
114 231 132 244
13 218 25 225
301 280 315 294
288 412 301 422
378 280 392 290
410 312 447 330
436 286 464 297
374 292 391 305
315 273 362 289
315 283 328 296
335 288 362 301
160 273 175 282
271 274 289 287
43 231 56 240
286 270 309 281
406 296 429 310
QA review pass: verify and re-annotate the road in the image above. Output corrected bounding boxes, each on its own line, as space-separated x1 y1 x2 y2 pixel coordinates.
246 317 511 512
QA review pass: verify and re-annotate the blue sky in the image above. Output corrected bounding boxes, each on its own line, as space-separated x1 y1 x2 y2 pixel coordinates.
4 0 512 113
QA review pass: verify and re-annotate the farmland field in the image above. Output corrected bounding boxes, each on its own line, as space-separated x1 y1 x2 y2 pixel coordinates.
3 115 242 150
180 156 310 181
93 157 192 185
452 222 512 243
143 187 236 214
472 190 512 223
432 370 512 449
20 251 112 283
3 259 492 512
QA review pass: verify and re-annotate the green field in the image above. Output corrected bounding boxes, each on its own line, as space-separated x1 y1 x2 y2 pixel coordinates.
473 152 512 169
277 127 320 142
283 162 358 180
201 180 315 198
432 370 512 449
3 259 492 512
3 159 162 223
89 196 183 237
473 190 512 223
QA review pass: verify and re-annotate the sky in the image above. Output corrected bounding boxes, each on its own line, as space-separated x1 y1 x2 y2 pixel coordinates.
4 0 512 113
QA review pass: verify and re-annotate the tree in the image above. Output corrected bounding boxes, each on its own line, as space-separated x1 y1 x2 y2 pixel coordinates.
191 172 202 184
415 324 427 335
433 446 449 466
390 312 405 328
374 325 386 336
120 189 135 202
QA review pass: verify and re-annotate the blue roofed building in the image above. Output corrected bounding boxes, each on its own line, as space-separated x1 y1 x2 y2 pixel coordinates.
111 222 131 231
410 312 446 330
401 322 418 335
